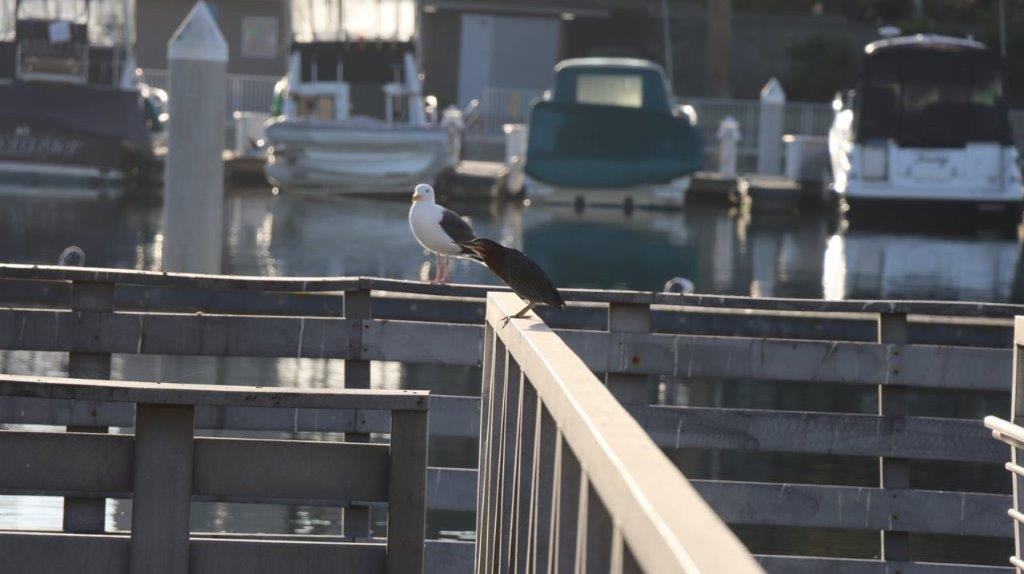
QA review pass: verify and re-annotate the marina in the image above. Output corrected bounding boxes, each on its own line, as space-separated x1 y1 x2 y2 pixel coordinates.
1 0 1024 572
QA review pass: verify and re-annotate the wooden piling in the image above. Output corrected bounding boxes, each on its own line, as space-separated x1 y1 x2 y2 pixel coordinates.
161 1 228 274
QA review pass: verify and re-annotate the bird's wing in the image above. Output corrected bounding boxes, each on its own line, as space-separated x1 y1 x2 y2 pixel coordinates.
507 249 565 308
439 208 475 244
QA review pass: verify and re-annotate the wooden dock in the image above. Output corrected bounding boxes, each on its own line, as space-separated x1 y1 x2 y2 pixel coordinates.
0 265 1019 572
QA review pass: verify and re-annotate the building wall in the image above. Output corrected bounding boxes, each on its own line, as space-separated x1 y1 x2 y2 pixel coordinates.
136 0 289 76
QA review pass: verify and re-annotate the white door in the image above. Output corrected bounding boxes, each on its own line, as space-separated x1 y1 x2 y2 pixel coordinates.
458 14 560 109
458 14 494 108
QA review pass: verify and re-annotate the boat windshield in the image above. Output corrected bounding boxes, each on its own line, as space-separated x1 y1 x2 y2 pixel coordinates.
0 0 132 46
576 73 644 108
292 0 416 42
856 47 1011 147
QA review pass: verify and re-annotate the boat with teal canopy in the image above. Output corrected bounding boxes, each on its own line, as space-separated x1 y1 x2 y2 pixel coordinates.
523 58 702 209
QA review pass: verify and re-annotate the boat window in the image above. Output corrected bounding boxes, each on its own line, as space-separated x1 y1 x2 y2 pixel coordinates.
856 48 1011 147
575 73 644 108
292 0 416 42
969 57 1011 144
899 50 970 147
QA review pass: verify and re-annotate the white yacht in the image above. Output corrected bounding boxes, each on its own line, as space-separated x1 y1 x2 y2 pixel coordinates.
264 1 464 194
828 35 1022 219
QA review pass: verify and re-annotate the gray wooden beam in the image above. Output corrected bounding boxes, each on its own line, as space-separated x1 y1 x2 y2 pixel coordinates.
0 308 354 359
755 554 1012 573
129 403 195 574
0 430 132 496
0 373 427 411
387 410 428 574
630 405 1004 462
64 280 114 534
193 437 390 504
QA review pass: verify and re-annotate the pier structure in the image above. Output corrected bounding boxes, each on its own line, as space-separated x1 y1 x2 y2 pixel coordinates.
0 264 1018 572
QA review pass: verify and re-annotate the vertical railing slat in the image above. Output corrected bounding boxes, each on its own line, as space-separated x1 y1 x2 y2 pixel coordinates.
482 339 508 572
129 403 195 574
387 409 429 574
878 312 910 562
64 280 115 533
344 287 372 539
605 302 652 405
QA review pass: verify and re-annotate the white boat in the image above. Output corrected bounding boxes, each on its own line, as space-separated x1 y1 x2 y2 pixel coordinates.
828 34 1023 219
264 6 464 195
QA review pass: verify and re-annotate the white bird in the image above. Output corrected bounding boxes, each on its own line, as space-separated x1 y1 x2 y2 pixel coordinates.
409 183 477 284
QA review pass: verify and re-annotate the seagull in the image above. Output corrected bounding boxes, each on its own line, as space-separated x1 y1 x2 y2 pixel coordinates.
408 183 477 284
455 238 565 327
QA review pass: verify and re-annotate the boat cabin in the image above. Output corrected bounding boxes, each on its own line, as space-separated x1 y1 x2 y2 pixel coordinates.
523 58 701 197
0 0 135 87
854 35 1011 149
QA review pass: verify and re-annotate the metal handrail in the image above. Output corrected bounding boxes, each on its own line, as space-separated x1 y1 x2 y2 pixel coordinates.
477 292 762 573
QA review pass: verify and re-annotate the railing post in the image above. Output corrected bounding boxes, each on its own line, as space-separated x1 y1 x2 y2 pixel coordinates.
387 409 428 574
1012 317 1024 570
129 403 195 574
64 280 114 533
606 302 652 405
878 312 910 562
511 380 538 571
344 286 372 539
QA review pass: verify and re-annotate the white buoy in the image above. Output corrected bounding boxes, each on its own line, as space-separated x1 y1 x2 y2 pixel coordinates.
161 1 228 273
756 78 786 176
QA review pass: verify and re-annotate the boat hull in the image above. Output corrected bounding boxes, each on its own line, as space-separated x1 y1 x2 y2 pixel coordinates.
264 118 453 193
0 82 153 189
525 175 691 209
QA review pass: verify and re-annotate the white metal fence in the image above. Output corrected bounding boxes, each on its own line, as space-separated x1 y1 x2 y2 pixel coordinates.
141 69 279 114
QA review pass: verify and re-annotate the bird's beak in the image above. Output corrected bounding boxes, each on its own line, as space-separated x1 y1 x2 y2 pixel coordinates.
411 194 422 202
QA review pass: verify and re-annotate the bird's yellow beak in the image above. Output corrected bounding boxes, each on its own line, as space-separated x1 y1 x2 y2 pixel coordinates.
411 194 423 202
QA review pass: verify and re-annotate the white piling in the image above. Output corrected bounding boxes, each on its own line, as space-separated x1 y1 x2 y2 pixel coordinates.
716 116 740 178
161 1 228 274
756 78 786 176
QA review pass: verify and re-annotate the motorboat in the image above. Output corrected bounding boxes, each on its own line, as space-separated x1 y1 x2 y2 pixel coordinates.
520 58 702 209
264 2 464 195
0 0 161 189
828 34 1022 220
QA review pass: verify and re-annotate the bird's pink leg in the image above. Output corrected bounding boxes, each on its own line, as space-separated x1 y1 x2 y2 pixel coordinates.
432 253 442 284
438 255 450 284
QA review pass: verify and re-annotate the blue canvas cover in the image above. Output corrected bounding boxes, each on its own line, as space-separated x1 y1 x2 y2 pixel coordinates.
524 101 702 188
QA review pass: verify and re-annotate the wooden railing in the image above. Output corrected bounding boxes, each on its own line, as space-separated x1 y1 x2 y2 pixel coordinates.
476 292 761 572
0 264 1018 572
0 374 428 574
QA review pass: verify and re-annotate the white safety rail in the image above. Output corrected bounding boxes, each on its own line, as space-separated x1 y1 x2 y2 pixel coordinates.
985 315 1024 572
141 69 279 114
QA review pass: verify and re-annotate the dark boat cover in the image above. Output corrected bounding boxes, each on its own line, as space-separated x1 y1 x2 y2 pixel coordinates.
524 101 702 188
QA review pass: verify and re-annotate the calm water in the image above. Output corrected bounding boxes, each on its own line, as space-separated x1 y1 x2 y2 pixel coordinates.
0 184 1019 561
